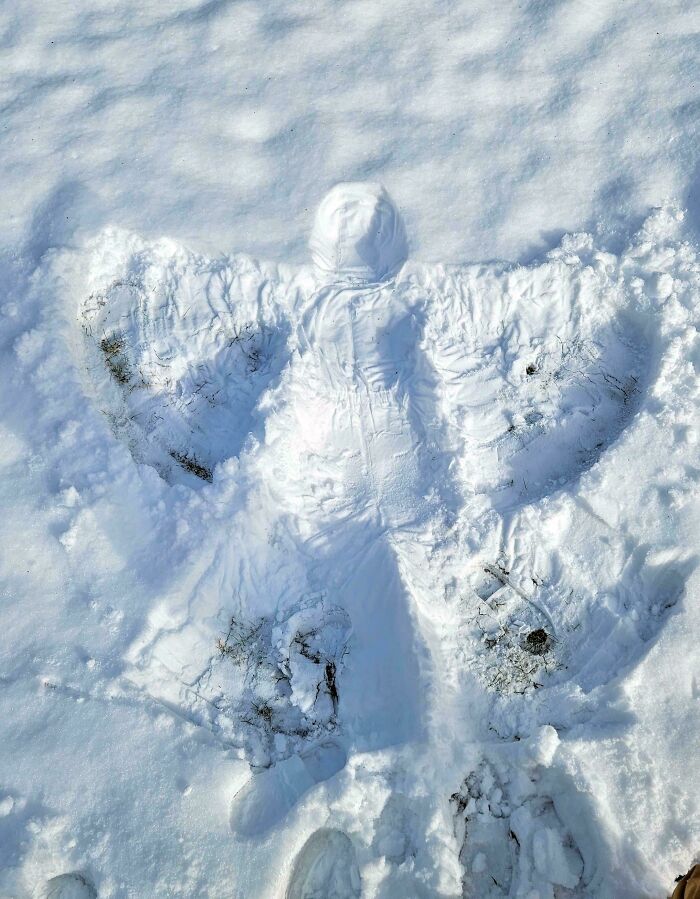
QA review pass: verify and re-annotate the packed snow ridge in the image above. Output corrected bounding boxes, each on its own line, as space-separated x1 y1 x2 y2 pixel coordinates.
6 183 700 897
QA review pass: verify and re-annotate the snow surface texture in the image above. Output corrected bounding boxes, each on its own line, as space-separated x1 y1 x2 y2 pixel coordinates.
4 0 700 266
2 177 698 897
1 3 700 897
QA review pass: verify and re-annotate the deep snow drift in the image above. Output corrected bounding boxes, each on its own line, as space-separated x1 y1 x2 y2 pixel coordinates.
1 3 700 898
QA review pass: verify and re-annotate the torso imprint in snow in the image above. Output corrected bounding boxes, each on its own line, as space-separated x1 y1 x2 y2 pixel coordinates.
78 181 672 898
284 183 443 535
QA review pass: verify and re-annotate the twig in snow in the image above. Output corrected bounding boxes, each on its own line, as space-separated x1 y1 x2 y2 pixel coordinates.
483 563 557 637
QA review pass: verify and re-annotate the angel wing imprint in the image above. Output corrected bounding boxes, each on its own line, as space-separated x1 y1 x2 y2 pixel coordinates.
414 245 648 513
80 233 304 484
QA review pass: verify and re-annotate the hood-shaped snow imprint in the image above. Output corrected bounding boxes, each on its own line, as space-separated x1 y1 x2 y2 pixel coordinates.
69 188 695 899
310 182 408 282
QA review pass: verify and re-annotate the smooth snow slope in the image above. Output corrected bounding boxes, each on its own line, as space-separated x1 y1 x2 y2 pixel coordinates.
0 2 699 898
3 0 700 266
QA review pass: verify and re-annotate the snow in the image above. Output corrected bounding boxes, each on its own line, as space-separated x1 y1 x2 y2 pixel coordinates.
1 2 700 898
310 184 408 281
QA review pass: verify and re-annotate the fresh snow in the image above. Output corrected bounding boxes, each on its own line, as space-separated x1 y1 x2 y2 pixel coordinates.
1 3 700 899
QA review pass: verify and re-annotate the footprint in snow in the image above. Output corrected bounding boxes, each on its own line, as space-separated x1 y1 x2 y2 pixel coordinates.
38 873 97 899
286 828 361 899
452 756 586 898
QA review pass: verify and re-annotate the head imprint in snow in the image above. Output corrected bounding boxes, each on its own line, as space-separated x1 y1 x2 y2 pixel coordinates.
310 182 408 283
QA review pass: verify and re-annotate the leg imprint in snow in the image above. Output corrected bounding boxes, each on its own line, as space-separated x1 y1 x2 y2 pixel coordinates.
230 743 347 838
